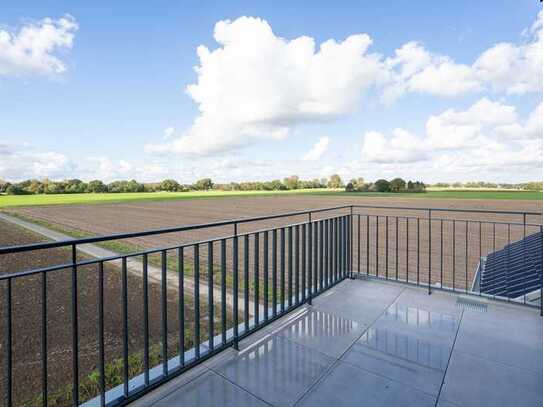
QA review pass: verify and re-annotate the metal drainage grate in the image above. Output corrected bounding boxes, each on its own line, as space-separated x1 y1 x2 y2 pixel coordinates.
456 297 488 312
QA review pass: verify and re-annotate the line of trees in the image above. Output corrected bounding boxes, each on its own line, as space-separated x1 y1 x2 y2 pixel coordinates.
431 181 543 191
345 177 426 193
0 175 344 196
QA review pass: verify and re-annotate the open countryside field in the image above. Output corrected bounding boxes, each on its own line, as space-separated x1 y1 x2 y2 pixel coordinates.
0 189 336 208
4 194 542 291
0 189 542 208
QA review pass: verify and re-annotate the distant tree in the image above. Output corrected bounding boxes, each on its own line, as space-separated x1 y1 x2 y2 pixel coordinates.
524 182 543 191
125 179 144 192
389 178 406 192
88 180 107 193
327 174 343 189
65 179 87 193
159 179 180 192
345 182 355 192
26 179 45 194
374 179 391 192
5 184 25 195
452 182 463 188
0 180 10 193
45 181 65 194
194 178 213 190
283 175 300 190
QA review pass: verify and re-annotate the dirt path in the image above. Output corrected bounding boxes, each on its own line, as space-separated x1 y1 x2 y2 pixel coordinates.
0 212 255 314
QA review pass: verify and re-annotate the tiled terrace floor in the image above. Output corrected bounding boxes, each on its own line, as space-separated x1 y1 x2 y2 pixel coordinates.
131 279 543 407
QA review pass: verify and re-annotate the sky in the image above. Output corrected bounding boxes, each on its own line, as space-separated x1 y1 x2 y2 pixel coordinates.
1 0 542 184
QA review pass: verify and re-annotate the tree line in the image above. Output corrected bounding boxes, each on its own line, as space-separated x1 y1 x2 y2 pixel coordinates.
345 178 426 193
0 175 343 195
430 181 543 191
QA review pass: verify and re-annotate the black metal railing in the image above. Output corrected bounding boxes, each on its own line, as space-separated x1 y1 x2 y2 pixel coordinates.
0 204 542 407
0 206 352 407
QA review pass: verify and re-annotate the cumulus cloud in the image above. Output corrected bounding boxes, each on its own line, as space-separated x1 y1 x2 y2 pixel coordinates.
0 15 78 77
385 11 543 100
361 129 428 163
0 143 76 180
302 137 330 161
360 98 543 178
145 16 384 155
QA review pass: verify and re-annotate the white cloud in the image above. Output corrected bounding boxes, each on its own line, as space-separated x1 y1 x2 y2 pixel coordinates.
361 129 428 163
0 15 78 77
383 42 480 100
145 16 384 155
359 98 543 180
0 143 76 180
473 11 543 94
302 137 330 161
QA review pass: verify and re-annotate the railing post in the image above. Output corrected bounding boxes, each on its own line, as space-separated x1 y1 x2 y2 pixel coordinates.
233 223 239 350
350 206 354 279
428 209 432 295
71 244 79 406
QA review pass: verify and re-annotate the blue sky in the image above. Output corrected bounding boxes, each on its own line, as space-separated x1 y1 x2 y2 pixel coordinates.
1 1 542 183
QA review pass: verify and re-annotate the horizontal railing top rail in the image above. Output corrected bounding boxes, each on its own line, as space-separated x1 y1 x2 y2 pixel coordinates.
351 204 541 216
0 204 540 256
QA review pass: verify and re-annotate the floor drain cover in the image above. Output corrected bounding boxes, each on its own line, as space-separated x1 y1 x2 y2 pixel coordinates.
456 297 488 312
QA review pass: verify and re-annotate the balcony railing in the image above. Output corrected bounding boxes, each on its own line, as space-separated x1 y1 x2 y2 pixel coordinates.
0 204 541 407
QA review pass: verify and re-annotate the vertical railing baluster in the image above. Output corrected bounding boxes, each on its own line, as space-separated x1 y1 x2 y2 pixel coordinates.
428 210 432 294
221 240 227 344
194 244 200 358
301 225 306 302
280 228 286 312
366 215 370 275
6 278 12 407
177 248 184 366
263 232 269 321
161 251 168 375
307 222 313 302
122 256 129 396
376 216 379 277
98 263 105 407
254 233 260 324
406 218 409 284
523 214 527 304
244 235 249 331
358 215 361 276
71 244 79 405
319 221 324 288
453 221 456 291
208 242 214 350
350 208 354 277
465 221 469 293
233 234 239 350
395 217 399 281
143 253 150 382
315 220 319 290
295 225 300 305
288 227 293 308
41 270 48 407
417 218 420 286
506 225 511 301
272 229 278 315
325 219 330 286
386 216 389 280
440 220 443 289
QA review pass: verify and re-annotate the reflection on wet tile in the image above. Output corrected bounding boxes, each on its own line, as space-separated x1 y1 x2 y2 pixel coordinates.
298 361 436 407
153 370 268 407
213 336 334 406
382 303 459 337
276 309 365 358
341 302 457 395
357 325 450 371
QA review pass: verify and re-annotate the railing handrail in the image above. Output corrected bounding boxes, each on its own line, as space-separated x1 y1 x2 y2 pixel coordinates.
352 204 541 216
1 204 540 255
0 205 352 254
